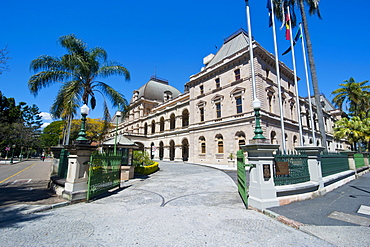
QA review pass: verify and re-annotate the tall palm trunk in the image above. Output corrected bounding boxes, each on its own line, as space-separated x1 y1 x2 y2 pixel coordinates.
299 0 327 150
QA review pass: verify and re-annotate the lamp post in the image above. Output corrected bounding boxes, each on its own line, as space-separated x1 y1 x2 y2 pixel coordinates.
19 146 23 161
114 109 122 155
76 104 89 142
252 99 266 140
10 144 16 164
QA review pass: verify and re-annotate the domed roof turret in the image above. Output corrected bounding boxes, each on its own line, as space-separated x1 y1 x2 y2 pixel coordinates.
130 76 181 103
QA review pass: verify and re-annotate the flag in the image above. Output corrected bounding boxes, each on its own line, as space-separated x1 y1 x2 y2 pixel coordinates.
282 28 302 55
267 0 272 27
285 13 291 40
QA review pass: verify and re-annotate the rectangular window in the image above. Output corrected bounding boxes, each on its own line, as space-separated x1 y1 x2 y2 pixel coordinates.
200 108 204 122
236 96 242 114
200 85 204 95
216 102 221 118
215 78 220 88
234 69 241 81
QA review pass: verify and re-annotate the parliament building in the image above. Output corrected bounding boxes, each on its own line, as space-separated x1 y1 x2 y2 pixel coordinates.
107 29 347 166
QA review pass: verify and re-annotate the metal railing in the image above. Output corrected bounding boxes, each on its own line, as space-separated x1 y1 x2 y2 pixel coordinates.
321 152 349 177
273 150 309 186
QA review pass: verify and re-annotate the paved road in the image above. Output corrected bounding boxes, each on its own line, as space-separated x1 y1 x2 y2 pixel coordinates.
0 159 66 208
268 172 370 246
0 161 331 246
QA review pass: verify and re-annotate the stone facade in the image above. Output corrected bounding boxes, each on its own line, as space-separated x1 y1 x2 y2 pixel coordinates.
107 29 348 166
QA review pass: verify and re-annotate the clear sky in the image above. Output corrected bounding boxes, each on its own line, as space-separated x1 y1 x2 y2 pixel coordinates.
1 0 369 127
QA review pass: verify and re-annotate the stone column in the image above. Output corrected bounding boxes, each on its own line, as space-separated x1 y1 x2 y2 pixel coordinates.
363 153 369 167
174 145 182 162
341 151 357 171
295 146 325 189
242 142 279 210
63 143 96 201
163 146 170 161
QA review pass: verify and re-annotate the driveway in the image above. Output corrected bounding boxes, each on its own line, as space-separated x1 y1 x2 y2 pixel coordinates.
0 161 331 246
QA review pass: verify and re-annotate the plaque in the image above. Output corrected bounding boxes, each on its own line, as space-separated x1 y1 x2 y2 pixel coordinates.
275 161 289 175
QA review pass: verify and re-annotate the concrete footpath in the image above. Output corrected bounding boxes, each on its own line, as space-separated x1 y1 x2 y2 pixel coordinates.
0 161 332 246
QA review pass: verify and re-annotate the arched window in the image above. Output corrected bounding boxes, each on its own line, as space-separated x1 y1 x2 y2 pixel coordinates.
182 138 189 161
182 109 189 127
235 131 246 150
293 135 298 147
160 117 165 132
144 123 148 135
151 120 156 134
169 140 175 161
199 136 206 154
216 134 224 154
170 113 176 130
270 131 277 144
159 141 164 160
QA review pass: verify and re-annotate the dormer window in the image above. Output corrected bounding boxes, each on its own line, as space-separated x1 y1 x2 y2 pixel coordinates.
164 91 172 101
133 91 139 101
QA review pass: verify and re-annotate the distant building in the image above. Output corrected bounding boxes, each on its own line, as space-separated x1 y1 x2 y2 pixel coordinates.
107 29 348 166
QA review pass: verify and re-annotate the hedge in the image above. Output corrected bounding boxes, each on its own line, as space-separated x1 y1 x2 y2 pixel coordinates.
134 162 159 175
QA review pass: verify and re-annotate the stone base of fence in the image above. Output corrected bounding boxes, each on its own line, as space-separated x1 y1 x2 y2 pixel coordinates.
120 165 135 181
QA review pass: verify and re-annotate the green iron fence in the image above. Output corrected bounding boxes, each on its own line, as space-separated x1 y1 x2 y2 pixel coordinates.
273 150 309 186
237 150 248 207
87 151 122 201
354 153 365 169
58 149 69 179
321 152 349 177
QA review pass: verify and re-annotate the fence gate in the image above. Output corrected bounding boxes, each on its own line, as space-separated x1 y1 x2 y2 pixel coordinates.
87 152 122 201
237 150 248 208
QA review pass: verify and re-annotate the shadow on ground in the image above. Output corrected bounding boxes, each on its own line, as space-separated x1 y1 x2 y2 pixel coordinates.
0 180 66 208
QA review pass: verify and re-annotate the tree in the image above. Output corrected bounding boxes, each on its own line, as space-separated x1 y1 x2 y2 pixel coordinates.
29 34 130 143
334 117 366 151
331 77 370 118
273 0 327 150
0 47 10 74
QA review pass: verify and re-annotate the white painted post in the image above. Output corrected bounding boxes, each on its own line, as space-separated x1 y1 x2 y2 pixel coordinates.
295 146 325 189
243 143 279 210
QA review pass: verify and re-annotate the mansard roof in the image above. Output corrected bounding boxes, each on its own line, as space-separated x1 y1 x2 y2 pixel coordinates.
130 76 181 103
206 29 250 68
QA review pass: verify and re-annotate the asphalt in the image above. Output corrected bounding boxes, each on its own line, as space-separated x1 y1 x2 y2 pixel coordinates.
0 160 369 246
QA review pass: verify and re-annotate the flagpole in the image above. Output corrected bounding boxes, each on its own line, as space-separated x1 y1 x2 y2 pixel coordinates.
300 23 316 144
287 6 303 146
270 0 286 151
246 0 265 140
245 0 257 101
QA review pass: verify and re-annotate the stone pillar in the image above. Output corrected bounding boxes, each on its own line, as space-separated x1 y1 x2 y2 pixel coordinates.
341 151 357 171
363 153 369 167
242 142 279 210
295 146 325 189
163 146 170 161
63 143 96 201
50 146 63 176
174 145 182 162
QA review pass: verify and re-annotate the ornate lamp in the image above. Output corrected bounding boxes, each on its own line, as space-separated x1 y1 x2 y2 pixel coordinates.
252 99 266 139
76 104 89 142
114 110 122 155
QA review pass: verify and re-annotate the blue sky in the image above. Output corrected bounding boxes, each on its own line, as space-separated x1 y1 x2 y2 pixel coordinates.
1 0 369 127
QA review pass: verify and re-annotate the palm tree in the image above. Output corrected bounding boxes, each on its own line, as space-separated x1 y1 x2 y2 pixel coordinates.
29 34 130 143
334 117 365 151
331 77 370 118
273 0 327 150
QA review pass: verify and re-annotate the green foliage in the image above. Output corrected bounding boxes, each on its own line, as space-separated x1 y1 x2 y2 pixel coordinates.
0 91 43 157
134 162 159 175
28 34 130 124
331 77 370 118
133 151 154 167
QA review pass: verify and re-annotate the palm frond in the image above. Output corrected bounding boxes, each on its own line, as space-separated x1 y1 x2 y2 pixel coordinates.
94 81 127 108
98 62 130 81
28 71 71 96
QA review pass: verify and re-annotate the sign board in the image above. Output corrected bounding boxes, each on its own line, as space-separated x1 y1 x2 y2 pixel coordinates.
275 161 289 175
5 147 10 151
